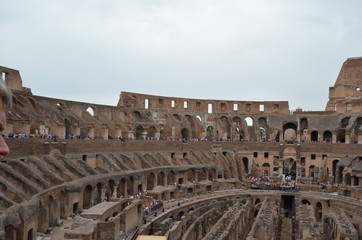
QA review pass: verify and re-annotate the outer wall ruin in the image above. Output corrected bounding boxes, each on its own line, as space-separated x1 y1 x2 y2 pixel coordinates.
0 58 362 239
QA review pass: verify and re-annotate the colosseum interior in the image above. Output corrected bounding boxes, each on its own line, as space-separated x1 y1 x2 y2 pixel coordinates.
1 57 362 240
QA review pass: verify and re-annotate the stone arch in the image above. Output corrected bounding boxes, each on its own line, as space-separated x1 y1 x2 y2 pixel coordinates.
341 117 350 128
206 126 214 140
309 165 315 178
336 129 346 143
242 157 249 174
245 117 255 140
323 130 332 142
301 199 311 205
157 171 166 187
311 130 319 142
147 126 157 139
262 162 270 176
95 183 102 204
220 116 231 139
147 173 156 190
197 168 208 181
86 106 95 116
187 169 196 182
332 160 339 177
336 166 343 184
283 123 297 142
345 172 352 185
177 211 184 221
173 114 181 121
107 179 116 200
245 117 254 126
167 171 176 185
181 128 189 139
209 168 216 181
315 202 323 221
133 111 142 119
48 195 59 227
258 117 268 141
135 125 144 139
127 176 135 195
117 178 126 198
83 185 93 209
283 158 296 179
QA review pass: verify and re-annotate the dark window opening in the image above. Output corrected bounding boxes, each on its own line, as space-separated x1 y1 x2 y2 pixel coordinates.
178 178 183 184
301 157 306 165
311 154 316 160
171 153 175 158
264 152 269 158
183 152 187 158
253 152 258 158
82 155 87 161
73 202 79 214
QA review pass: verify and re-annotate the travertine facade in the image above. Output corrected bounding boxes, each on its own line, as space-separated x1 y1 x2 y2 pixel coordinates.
0 58 362 239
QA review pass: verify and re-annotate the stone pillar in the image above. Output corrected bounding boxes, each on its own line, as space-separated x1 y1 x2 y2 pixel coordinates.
332 131 337 144
345 133 350 144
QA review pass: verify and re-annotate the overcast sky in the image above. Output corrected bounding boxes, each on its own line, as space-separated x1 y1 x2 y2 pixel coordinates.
1 0 362 111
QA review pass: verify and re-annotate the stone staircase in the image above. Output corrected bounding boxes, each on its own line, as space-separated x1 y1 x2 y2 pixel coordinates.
278 217 294 240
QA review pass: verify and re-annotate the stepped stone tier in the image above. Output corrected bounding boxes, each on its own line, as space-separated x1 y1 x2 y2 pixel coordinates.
0 58 362 239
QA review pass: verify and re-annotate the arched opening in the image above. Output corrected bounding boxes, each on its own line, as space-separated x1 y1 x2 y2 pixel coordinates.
309 165 315 179
336 166 343 184
332 160 339 177
65 119 72 138
167 171 176 185
196 115 202 122
95 183 102 204
283 123 297 142
135 126 144 139
262 163 270 176
157 172 166 187
242 157 249 174
181 128 189 139
220 116 231 139
147 173 156 190
255 198 261 205
173 114 181 121
127 176 135 195
187 169 196 182
337 129 346 143
197 168 207 181
117 179 126 198
48 196 58 227
311 131 319 142
301 199 311 205
283 158 296 179
315 202 322 221
177 211 184 221
245 117 253 126
323 131 332 142
134 111 142 119
147 126 157 139
206 126 214 140
83 185 93 209
107 180 116 200
86 107 94 116
209 168 216 181
345 173 351 185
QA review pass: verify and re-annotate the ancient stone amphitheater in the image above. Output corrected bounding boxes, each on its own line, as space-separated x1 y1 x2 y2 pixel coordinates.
0 58 362 240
